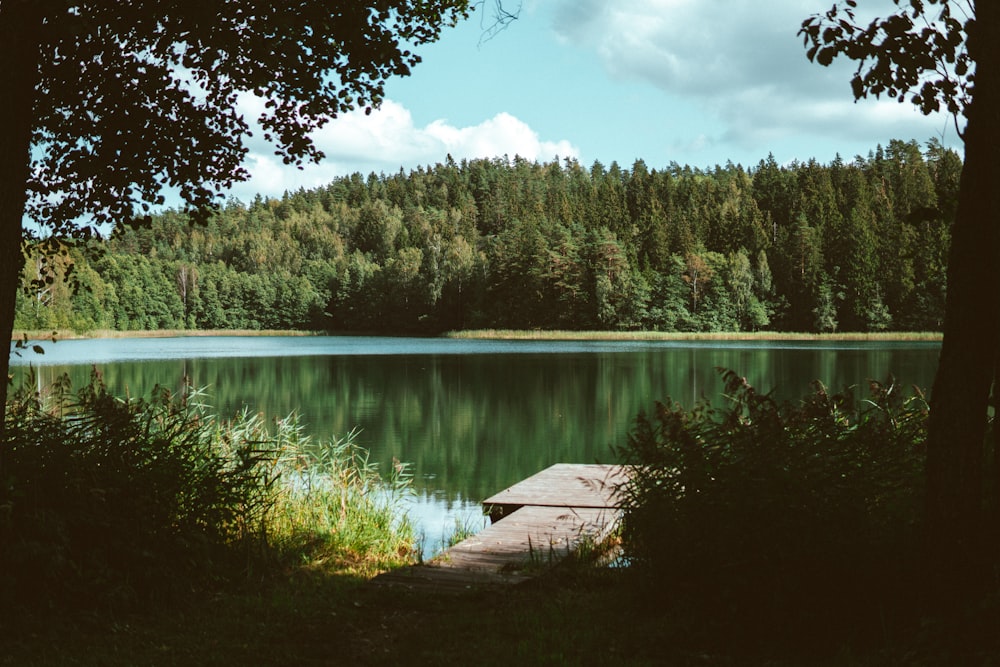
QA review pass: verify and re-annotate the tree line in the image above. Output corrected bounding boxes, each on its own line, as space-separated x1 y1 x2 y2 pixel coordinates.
16 138 960 335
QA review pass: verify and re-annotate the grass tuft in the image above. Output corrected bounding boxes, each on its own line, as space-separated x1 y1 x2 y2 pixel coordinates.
0 369 415 613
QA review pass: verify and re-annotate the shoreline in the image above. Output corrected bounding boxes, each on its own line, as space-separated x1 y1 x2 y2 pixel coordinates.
444 329 943 342
12 328 944 343
12 329 325 341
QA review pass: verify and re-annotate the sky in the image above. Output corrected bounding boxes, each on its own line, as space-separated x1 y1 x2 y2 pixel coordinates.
227 0 966 203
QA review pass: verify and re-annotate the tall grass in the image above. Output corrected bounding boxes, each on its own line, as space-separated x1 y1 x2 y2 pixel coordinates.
617 368 929 653
265 418 415 571
447 328 942 341
0 369 414 611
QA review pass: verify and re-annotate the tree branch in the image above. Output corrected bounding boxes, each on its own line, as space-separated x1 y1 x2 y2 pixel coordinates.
475 0 520 45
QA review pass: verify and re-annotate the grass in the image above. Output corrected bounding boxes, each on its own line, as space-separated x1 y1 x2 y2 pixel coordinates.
0 568 654 666
5 563 996 666
253 417 416 572
0 372 415 618
446 329 943 342
12 328 944 342
439 512 488 550
0 565 755 666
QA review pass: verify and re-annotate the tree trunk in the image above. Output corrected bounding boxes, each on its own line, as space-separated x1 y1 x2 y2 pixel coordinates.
925 3 1000 586
0 3 44 451
993 357 1000 535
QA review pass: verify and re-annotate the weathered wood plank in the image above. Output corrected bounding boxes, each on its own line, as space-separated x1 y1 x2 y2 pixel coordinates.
482 463 628 521
371 464 629 593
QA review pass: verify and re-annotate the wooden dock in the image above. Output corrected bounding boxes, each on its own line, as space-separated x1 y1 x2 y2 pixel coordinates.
372 464 628 593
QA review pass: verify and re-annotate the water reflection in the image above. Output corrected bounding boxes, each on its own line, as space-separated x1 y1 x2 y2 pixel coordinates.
11 336 940 559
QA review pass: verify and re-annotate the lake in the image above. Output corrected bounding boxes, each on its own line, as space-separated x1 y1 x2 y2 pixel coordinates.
9 335 941 557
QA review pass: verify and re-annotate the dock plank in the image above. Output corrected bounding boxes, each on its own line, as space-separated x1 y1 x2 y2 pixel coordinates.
482 463 628 521
371 464 629 593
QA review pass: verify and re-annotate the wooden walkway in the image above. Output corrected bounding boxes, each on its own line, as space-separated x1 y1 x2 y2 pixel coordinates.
372 464 629 593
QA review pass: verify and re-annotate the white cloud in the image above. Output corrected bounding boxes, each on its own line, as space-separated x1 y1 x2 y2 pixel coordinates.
424 112 577 160
550 0 962 158
228 97 579 202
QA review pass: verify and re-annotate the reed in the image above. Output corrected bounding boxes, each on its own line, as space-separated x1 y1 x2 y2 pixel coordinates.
0 370 415 610
446 328 943 342
265 419 416 572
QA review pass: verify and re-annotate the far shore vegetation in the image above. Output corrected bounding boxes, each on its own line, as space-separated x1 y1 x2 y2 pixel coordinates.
11 327 943 342
16 141 956 340
11 328 325 341
446 329 943 342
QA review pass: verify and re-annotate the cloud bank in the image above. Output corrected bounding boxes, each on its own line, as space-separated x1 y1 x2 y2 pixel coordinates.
231 97 579 202
550 0 960 158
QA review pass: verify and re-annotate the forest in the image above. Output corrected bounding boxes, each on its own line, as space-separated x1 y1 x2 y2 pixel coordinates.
15 138 960 335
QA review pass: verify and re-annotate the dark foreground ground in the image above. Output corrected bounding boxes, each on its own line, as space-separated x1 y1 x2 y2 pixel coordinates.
3 565 997 667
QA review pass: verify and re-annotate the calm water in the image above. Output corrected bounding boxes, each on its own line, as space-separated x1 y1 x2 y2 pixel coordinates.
10 336 941 556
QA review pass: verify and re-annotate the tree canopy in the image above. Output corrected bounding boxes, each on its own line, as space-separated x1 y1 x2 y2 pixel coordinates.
17 1 473 232
802 0 973 124
15 142 959 336
0 1 485 437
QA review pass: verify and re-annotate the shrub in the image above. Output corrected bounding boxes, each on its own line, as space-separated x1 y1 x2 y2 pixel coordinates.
0 369 414 611
0 370 279 608
617 368 928 651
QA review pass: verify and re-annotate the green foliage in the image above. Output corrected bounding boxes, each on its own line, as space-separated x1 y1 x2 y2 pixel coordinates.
15 2 475 236
269 424 415 568
18 141 957 335
1 372 271 607
0 372 414 610
618 369 928 649
801 1 972 119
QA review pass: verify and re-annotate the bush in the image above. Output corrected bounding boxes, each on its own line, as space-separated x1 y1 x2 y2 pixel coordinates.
617 368 928 652
0 370 279 608
0 370 414 611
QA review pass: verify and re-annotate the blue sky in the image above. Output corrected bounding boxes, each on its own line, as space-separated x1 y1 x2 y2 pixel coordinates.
228 0 966 202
